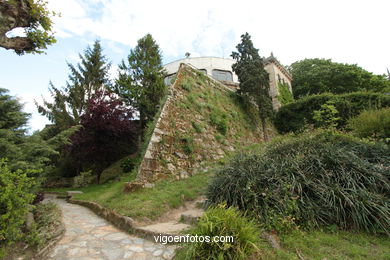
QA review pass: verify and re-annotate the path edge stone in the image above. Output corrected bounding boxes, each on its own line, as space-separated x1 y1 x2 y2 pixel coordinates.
67 198 181 244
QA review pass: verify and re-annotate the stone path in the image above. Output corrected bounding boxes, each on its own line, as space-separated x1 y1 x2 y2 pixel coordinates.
45 197 176 260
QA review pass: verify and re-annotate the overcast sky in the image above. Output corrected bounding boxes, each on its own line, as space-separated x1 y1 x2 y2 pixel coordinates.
1 0 389 132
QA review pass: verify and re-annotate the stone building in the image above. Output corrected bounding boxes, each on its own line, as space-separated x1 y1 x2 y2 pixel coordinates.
163 54 292 109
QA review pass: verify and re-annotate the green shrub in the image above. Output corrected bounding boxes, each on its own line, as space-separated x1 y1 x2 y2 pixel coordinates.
347 108 390 142
312 100 340 128
33 202 62 246
0 160 35 249
120 157 137 173
73 170 95 188
274 92 390 133
207 131 390 234
175 205 261 260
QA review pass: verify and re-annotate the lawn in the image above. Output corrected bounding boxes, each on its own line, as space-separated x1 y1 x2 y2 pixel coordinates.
259 230 390 260
67 170 212 221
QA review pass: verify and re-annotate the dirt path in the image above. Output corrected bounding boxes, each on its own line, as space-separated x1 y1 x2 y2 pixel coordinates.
45 197 176 260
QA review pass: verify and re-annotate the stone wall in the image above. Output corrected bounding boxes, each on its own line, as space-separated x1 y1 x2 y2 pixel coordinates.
135 63 262 182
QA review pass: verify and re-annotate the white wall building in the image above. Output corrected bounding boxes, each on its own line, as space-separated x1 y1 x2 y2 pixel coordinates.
163 55 292 109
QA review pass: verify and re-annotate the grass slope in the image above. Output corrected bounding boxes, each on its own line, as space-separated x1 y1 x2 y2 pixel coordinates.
71 170 212 221
261 230 390 260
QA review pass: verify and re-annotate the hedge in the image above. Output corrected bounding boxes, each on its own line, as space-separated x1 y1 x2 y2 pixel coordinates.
274 92 390 133
207 131 390 233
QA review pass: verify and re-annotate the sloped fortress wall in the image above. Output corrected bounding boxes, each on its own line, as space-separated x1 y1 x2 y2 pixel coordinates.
136 64 263 182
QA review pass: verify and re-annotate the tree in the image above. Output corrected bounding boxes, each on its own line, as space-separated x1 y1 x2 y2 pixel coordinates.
115 34 166 130
231 33 273 141
68 90 138 183
290 58 390 98
0 88 57 174
0 0 56 54
37 40 111 131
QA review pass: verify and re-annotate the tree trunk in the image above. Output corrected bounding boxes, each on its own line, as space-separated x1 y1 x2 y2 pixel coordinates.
261 115 269 142
0 0 34 53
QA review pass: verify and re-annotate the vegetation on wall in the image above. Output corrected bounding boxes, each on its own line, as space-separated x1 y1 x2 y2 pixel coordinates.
274 92 390 133
277 82 294 105
290 58 390 98
147 66 263 179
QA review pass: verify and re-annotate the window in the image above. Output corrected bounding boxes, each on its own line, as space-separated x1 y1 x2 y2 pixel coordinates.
164 73 176 86
199 69 207 74
212 69 233 82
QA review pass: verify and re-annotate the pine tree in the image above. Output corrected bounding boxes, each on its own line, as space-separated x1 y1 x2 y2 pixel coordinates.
36 40 111 131
115 34 166 130
231 33 273 141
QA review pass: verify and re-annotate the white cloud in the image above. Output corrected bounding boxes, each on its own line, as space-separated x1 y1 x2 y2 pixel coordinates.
46 0 390 74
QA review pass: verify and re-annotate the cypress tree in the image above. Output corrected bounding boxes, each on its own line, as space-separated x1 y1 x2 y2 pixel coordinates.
232 33 273 141
115 34 166 131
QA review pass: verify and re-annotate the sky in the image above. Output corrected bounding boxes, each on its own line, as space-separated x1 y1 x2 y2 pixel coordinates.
1 0 389 132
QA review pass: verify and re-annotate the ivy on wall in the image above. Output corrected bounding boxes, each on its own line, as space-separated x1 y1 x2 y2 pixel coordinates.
277 83 294 105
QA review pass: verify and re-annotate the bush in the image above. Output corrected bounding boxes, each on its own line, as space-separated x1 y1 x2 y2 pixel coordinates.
207 131 390 234
120 157 136 173
0 160 35 248
73 170 95 188
347 108 390 142
274 92 390 133
175 205 261 260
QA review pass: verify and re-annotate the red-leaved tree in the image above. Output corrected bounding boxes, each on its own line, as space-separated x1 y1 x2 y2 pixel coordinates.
69 90 138 183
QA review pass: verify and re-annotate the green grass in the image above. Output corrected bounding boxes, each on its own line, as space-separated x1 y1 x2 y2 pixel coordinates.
259 230 390 260
71 170 212 221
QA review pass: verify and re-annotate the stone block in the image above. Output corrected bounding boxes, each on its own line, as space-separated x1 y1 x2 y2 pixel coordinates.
123 181 144 193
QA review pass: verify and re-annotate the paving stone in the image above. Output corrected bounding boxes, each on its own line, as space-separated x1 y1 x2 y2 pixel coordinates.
45 197 176 260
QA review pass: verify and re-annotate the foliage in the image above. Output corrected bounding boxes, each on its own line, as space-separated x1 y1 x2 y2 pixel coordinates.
207 131 390 234
33 202 62 247
115 34 166 130
68 90 138 183
347 108 390 142
274 92 390 133
0 160 35 248
312 100 340 128
73 170 94 188
290 58 390 98
0 0 57 54
176 205 261 260
277 82 294 105
232 32 273 141
120 157 136 173
36 40 111 131
0 88 57 175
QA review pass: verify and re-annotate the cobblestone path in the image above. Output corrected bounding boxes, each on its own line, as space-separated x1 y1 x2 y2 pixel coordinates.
46 197 176 260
